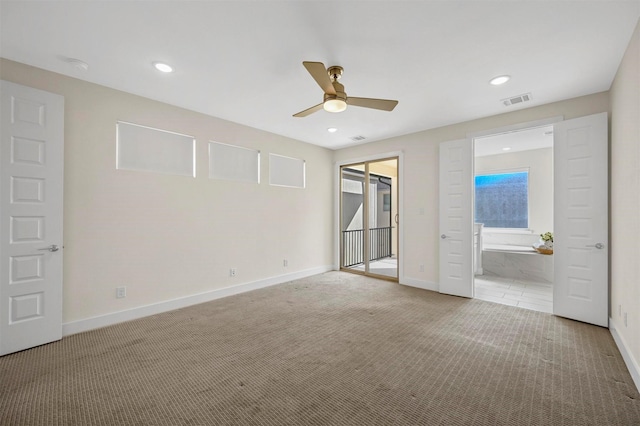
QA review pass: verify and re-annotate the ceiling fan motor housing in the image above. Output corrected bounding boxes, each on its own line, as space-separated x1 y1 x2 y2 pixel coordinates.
323 80 347 113
324 80 347 103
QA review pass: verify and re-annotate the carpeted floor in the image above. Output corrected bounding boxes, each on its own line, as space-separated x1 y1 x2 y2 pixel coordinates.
1 271 639 425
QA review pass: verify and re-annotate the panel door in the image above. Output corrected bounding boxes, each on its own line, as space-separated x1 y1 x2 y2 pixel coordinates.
439 139 473 297
1 80 64 355
553 112 608 327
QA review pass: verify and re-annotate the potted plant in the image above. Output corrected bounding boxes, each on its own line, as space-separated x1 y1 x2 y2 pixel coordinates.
534 232 554 254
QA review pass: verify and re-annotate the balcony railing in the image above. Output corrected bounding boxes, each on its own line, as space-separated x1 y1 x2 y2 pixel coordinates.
342 226 392 268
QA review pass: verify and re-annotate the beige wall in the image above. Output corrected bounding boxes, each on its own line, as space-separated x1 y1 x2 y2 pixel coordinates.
334 92 609 284
2 42 632 367
475 148 553 234
0 59 334 324
610 20 640 380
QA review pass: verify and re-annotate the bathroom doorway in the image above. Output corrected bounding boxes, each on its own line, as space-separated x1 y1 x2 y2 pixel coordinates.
440 113 608 326
472 125 554 313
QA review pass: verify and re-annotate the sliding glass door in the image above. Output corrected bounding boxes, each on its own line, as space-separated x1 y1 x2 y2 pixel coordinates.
340 158 398 281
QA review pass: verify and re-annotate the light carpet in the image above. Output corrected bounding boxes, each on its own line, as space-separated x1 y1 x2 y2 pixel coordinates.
1 271 639 425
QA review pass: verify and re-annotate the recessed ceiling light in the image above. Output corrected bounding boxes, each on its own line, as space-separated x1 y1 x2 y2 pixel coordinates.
327 127 338 133
60 57 89 71
502 147 512 151
153 62 173 73
489 75 510 86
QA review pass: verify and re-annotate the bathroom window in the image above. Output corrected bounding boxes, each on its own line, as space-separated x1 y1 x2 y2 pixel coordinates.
475 171 528 228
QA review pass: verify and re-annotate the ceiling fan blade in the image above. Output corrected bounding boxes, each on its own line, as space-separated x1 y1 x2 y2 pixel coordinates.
303 61 336 95
293 103 324 117
348 97 398 111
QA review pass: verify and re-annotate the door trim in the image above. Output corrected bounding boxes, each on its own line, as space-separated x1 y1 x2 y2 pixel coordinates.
334 151 404 282
467 116 564 140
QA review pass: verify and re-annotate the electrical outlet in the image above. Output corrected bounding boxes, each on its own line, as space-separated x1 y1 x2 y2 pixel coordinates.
419 264 425 272
624 312 628 327
116 286 126 299
283 259 288 267
230 268 236 277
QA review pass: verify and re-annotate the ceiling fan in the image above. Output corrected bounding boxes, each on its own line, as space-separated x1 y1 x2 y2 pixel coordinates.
293 61 398 117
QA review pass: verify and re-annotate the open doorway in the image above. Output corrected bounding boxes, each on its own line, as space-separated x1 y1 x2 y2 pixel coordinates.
340 158 399 281
440 113 608 326
472 126 554 313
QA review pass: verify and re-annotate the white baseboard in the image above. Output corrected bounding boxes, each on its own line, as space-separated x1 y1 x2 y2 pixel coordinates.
400 277 439 292
609 316 640 393
62 265 333 337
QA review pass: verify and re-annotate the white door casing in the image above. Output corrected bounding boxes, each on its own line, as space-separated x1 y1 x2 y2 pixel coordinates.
439 139 473 297
553 112 608 327
0 81 64 355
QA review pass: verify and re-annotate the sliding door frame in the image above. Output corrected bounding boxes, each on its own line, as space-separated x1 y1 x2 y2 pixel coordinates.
334 151 404 282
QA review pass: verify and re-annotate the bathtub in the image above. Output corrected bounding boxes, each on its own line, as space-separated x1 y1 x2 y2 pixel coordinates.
483 243 537 253
481 243 553 283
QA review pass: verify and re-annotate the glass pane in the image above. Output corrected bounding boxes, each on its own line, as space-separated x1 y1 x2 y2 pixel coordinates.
367 159 398 279
269 154 305 188
116 121 195 177
209 142 260 183
341 166 365 270
475 171 528 228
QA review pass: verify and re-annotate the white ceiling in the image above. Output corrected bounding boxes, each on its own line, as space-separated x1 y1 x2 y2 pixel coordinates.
1 1 638 150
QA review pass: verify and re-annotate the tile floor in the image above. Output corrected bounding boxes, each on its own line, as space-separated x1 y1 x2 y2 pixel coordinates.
474 274 553 313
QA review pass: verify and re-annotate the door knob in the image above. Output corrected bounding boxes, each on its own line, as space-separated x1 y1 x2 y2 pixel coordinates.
586 243 604 249
38 244 60 252
441 234 448 239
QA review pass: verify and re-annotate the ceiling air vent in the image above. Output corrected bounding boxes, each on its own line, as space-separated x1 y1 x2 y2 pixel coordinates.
502 93 532 107
350 135 366 142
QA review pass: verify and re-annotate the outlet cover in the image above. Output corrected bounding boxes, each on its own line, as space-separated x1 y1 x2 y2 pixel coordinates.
116 286 126 299
230 268 236 277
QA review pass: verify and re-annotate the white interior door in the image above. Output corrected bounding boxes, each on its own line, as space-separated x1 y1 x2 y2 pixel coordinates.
1 80 64 355
553 112 608 327
439 139 473 297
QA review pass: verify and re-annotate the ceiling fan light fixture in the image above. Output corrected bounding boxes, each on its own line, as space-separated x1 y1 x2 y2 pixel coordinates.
323 98 347 113
293 61 397 117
